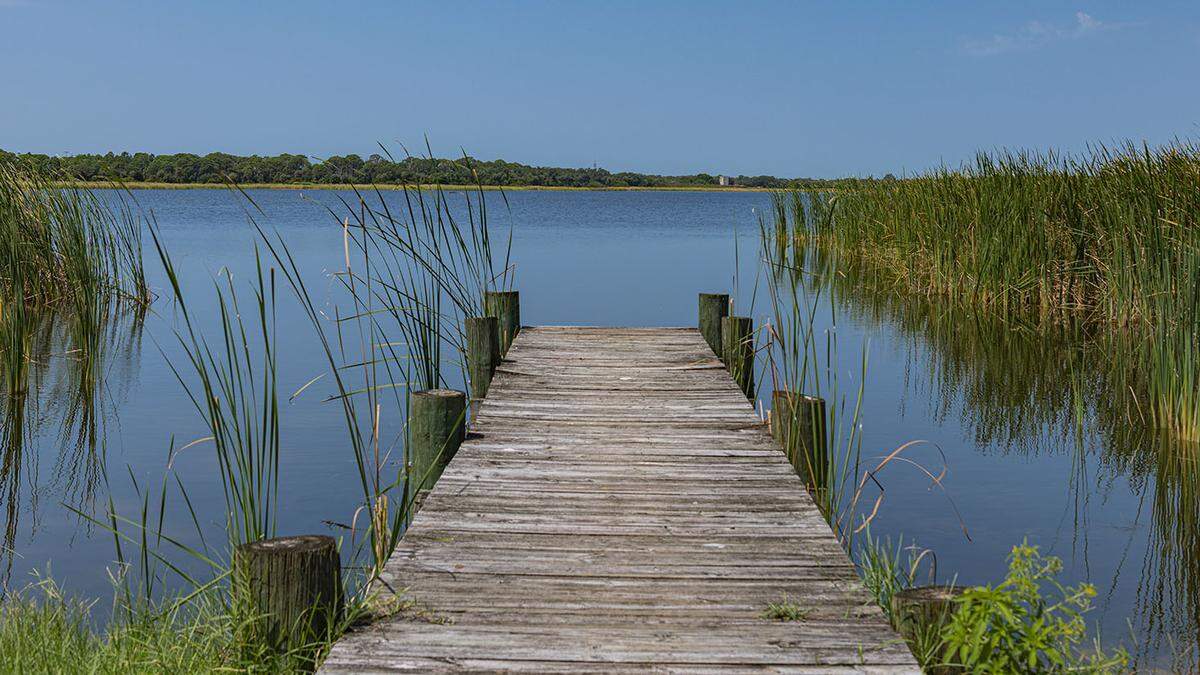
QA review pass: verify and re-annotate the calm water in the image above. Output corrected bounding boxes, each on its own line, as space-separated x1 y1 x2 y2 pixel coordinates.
4 188 1193 667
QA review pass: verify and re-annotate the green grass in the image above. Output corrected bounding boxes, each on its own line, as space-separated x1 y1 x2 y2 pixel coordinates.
761 597 810 622
0 578 228 674
0 573 390 674
1 161 147 308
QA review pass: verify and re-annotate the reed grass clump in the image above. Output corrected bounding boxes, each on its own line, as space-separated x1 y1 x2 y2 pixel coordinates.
0 161 149 581
774 140 1200 440
0 160 147 308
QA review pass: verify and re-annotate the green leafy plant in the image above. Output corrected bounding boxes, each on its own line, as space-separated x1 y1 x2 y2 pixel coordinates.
940 542 1127 674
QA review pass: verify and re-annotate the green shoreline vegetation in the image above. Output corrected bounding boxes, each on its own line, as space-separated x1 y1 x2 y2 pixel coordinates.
0 148 853 190
68 181 778 192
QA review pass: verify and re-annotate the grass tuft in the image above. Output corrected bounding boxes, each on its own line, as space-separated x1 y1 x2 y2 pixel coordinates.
761 596 810 622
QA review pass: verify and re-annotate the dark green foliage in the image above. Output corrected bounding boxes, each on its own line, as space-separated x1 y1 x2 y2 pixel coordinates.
856 537 1128 673
0 148 850 189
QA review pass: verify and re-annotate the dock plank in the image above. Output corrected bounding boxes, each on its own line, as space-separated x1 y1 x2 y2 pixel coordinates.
321 326 917 673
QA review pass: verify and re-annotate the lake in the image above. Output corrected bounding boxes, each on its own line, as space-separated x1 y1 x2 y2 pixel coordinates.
4 187 1192 668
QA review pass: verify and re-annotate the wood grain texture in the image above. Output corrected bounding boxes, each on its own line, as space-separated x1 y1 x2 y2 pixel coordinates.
321 327 917 673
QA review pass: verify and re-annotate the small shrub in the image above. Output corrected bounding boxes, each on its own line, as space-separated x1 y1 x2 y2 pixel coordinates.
939 542 1128 674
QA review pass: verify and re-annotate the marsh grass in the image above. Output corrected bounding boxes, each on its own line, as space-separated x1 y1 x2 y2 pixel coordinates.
780 141 1200 440
0 160 147 308
0 162 149 583
769 146 1200 668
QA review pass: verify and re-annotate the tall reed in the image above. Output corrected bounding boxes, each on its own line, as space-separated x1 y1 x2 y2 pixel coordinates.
0 161 149 583
0 161 147 308
778 141 1200 440
253 152 513 580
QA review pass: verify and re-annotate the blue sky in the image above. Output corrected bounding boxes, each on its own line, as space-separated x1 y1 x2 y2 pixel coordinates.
1 1 1198 176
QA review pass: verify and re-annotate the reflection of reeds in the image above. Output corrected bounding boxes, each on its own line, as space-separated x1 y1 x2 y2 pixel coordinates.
0 161 149 582
1135 435 1200 670
776 142 1200 440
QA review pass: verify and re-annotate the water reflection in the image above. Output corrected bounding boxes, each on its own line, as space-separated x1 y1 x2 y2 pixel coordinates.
824 259 1200 668
0 301 144 583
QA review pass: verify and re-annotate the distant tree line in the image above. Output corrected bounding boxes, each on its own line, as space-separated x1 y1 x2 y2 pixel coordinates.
0 149 848 189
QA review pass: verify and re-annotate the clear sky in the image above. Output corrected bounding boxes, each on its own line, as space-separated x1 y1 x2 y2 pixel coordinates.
2 1 1198 177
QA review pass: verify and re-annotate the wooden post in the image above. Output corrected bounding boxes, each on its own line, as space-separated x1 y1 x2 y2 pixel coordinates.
409 389 467 489
233 535 342 657
721 316 754 399
465 316 501 403
698 293 729 357
485 290 520 356
889 585 967 673
771 391 828 491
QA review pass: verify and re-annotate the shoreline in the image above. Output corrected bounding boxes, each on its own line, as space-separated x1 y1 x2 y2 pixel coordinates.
69 181 776 192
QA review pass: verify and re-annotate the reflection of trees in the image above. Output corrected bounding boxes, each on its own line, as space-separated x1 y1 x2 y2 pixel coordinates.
0 301 144 584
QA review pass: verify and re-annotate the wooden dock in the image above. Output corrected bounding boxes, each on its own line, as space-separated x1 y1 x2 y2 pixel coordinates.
321 326 918 673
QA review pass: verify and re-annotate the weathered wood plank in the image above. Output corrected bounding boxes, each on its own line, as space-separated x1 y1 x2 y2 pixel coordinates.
321 327 916 672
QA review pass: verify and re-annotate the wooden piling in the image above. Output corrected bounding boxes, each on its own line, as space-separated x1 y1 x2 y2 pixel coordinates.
409 389 467 489
485 290 520 356
233 534 342 657
721 316 754 399
771 391 828 491
889 585 967 673
698 293 729 357
465 316 501 402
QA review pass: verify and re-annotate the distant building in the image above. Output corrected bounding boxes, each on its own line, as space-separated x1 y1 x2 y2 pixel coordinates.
718 175 733 187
